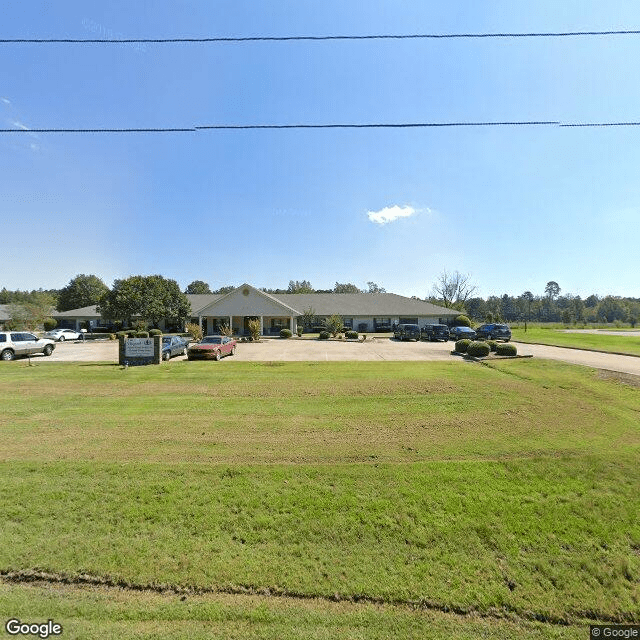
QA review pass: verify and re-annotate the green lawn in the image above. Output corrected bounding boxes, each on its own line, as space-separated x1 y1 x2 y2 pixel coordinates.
1 360 639 639
511 327 640 356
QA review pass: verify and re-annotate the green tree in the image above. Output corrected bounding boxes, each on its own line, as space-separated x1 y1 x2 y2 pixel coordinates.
5 292 56 331
596 296 628 323
544 281 561 300
57 274 109 312
366 281 387 294
185 280 211 294
333 282 361 293
287 280 314 293
213 285 236 294
325 314 343 337
300 306 317 331
99 275 190 328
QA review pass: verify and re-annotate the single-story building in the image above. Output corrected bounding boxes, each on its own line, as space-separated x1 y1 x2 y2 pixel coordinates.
54 283 459 335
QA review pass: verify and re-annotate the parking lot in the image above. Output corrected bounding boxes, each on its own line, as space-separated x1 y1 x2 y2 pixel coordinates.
14 337 640 376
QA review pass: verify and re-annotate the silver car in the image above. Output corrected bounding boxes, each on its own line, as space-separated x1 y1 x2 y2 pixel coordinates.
0 332 56 360
44 328 83 341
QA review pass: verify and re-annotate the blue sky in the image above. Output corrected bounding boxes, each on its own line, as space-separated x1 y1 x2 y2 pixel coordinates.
2 1 639 299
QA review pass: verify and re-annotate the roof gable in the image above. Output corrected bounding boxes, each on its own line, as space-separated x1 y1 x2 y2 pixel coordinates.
196 283 299 317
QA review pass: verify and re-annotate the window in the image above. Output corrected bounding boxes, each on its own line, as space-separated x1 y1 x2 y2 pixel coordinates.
399 318 418 325
0 334 5 343
343 318 353 329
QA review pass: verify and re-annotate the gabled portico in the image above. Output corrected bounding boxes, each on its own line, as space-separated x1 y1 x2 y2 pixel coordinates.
195 283 300 336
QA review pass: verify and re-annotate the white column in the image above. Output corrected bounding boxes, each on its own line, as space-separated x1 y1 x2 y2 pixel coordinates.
289 316 294 331
260 316 264 335
198 315 202 330
229 316 233 334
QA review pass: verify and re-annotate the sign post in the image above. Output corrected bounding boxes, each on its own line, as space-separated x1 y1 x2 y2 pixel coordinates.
118 336 162 366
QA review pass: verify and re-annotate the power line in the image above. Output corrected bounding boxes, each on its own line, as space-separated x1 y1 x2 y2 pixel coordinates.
2 30 640 44
3 121 640 134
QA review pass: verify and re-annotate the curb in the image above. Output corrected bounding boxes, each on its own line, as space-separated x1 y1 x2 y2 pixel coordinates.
511 340 640 359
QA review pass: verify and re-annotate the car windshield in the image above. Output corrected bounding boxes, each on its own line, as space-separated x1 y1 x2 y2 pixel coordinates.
201 337 222 344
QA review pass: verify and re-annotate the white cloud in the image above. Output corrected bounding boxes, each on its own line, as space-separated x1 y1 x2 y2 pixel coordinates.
13 120 29 130
367 204 418 225
1 97 10 104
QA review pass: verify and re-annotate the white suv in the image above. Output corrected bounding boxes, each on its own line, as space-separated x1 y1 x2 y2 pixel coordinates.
0 332 56 361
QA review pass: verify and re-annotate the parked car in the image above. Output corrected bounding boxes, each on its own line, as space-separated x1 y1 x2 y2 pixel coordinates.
187 335 237 361
44 328 82 342
162 335 188 361
421 324 450 342
449 326 477 341
394 323 421 341
0 332 56 361
475 323 512 342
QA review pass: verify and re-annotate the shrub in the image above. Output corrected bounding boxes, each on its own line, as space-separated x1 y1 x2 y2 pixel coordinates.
109 333 117 340
43 318 57 331
247 318 262 342
136 331 149 338
454 339 472 353
318 331 330 340
496 343 518 356
454 314 472 327
149 329 163 337
467 341 490 357
296 326 303 337
280 328 293 339
185 322 203 342
116 331 128 339
487 340 499 352
345 330 359 339
219 324 233 337
127 330 137 338
325 314 343 337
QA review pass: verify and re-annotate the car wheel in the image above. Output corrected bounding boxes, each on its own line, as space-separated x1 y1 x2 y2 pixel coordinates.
487 334 493 340
58 336 65 342
43 345 54 356
231 346 236 355
163 351 170 361
1 349 15 361
214 350 221 361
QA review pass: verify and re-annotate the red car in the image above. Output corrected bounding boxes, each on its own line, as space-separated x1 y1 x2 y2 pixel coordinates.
187 335 237 361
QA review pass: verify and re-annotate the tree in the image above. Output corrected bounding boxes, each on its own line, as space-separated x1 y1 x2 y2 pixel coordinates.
431 270 477 309
300 306 317 331
99 275 191 328
334 282 362 294
287 280 314 293
57 274 109 312
247 318 262 341
544 281 561 300
185 280 211 294
366 282 386 294
5 292 56 331
214 285 236 295
325 314 343 337
596 296 628 323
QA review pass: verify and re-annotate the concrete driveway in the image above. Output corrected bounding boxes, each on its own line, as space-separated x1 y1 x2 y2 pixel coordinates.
16 337 640 376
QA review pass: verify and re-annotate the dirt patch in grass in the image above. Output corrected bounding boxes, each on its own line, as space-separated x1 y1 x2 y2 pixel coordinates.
597 370 640 388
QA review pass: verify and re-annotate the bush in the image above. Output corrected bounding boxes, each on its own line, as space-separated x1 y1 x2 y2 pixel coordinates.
467 341 490 357
486 340 499 352
116 331 128 339
325 314 344 337
296 326 303 337
149 329 163 337
454 339 472 353
454 314 472 327
496 343 518 356
345 330 359 339
247 318 262 342
136 331 149 338
185 322 203 342
109 333 117 340
280 328 293 339
43 318 57 331
127 330 137 338
318 331 330 340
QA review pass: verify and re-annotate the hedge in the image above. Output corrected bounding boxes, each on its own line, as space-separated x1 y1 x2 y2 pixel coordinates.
467 341 490 357
454 339 472 353
280 329 293 339
496 343 518 356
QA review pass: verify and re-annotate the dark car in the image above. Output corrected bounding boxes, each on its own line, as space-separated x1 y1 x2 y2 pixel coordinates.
449 326 477 341
421 324 450 342
394 323 421 341
475 324 511 342
187 335 237 361
162 335 188 361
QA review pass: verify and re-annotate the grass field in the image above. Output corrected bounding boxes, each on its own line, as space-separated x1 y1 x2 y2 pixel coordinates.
1 360 639 639
511 326 640 356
